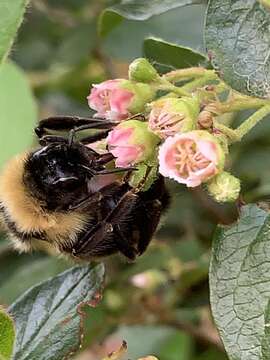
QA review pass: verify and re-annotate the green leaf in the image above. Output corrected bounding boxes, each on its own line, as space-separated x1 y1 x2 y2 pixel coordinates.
143 37 208 73
205 0 270 98
9 264 105 360
210 204 270 359
0 307 15 360
99 0 205 37
103 5 206 61
0 0 29 63
0 62 37 168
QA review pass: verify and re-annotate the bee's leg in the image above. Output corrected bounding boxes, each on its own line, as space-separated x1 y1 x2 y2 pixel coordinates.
79 130 110 145
72 190 140 261
35 116 118 138
38 135 69 146
80 163 136 176
68 181 124 210
68 192 103 211
68 121 118 145
71 177 169 261
136 176 170 254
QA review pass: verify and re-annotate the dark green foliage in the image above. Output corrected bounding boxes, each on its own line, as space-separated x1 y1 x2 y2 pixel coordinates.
9 264 105 360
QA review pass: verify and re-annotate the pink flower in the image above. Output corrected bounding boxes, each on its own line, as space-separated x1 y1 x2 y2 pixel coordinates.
107 127 144 167
158 131 224 187
87 79 134 121
107 120 159 168
148 97 199 138
87 79 155 121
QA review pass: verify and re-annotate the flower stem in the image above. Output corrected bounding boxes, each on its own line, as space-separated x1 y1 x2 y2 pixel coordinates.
234 104 270 140
180 72 218 92
157 78 192 97
157 70 219 97
214 105 270 143
163 67 216 82
218 97 270 113
213 121 240 142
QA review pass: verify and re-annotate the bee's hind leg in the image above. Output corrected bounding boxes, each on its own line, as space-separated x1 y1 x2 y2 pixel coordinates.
71 189 140 261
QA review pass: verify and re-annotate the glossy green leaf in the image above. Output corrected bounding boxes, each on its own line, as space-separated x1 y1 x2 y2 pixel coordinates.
205 0 270 98
144 38 208 73
99 0 205 37
0 307 15 360
9 264 105 360
210 204 270 359
0 0 29 63
0 62 37 168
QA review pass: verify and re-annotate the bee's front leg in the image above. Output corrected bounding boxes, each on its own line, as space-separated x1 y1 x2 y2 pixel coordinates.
35 115 118 138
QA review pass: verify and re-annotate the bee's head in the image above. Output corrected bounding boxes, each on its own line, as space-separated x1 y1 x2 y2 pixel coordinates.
24 143 93 210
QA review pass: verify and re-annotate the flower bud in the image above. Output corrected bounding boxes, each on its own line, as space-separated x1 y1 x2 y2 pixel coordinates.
107 120 160 167
148 97 199 139
158 130 225 187
129 58 159 83
88 79 155 121
207 171 241 203
198 109 213 129
131 270 166 290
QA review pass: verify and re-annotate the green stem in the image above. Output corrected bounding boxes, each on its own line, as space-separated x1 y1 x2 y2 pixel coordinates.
214 105 270 143
234 104 270 140
213 121 240 142
218 98 270 113
180 72 218 92
157 70 219 97
156 79 192 97
163 67 216 82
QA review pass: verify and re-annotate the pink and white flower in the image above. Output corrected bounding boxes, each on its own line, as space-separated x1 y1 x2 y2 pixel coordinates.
87 79 155 121
87 79 134 121
107 127 144 167
148 97 199 138
158 130 224 187
107 120 160 168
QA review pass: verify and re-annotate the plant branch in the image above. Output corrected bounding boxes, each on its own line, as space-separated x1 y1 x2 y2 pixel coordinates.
163 67 216 82
234 104 270 140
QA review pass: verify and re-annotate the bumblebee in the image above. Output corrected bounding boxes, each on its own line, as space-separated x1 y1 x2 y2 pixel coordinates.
0 116 169 261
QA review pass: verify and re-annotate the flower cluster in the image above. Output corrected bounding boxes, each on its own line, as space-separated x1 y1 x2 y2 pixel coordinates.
87 58 242 203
